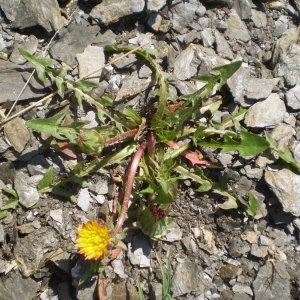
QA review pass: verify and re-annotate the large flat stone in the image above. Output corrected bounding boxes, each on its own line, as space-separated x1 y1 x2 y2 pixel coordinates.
0 60 48 103
265 168 300 217
90 0 145 25
244 93 286 128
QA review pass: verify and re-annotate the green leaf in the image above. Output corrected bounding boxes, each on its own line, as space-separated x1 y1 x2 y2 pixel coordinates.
277 146 300 171
19 48 57 82
78 261 101 286
175 165 212 192
222 107 248 128
38 167 54 191
122 107 142 125
26 113 81 142
54 76 65 97
137 207 172 239
2 187 18 199
1 199 19 210
153 178 178 204
246 192 260 217
199 129 270 156
192 74 219 96
214 190 238 209
75 80 98 91
26 112 66 131
265 132 300 171
0 212 7 220
212 61 242 87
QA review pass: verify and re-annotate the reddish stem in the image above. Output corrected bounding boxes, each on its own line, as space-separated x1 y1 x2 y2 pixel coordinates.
97 272 108 300
105 128 138 146
146 131 156 160
113 141 147 235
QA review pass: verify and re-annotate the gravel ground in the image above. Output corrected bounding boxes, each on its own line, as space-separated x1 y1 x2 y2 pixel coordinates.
0 0 300 299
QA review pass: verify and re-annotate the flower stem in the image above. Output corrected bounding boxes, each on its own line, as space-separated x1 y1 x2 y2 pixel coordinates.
105 128 138 146
113 141 147 235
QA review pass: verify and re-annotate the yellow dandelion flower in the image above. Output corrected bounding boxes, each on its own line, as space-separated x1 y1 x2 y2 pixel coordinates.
76 220 111 260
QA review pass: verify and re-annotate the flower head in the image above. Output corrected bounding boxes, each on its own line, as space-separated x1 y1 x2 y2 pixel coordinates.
76 220 111 260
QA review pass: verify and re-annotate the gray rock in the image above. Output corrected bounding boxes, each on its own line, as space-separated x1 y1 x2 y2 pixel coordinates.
9 35 38 65
0 137 10 153
216 20 228 32
243 78 279 101
224 9 251 42
233 0 253 20
177 30 200 45
0 0 64 32
267 228 291 248
112 54 137 70
192 227 217 254
253 261 290 300
128 234 151 267
171 258 204 297
90 0 145 25
89 178 109 195
244 94 286 128
0 271 39 299
228 236 250 257
217 152 233 167
110 282 140 300
291 0 300 13
161 222 183 242
3 116 31 153
0 224 4 243
227 64 250 105
232 284 253 296
79 110 98 129
14 227 59 277
0 60 48 103
76 45 105 83
115 71 151 101
215 30 234 59
293 141 300 165
112 259 128 279
251 9 267 28
250 244 268 258
27 155 50 176
286 84 300 110
273 15 289 38
147 0 167 11
170 0 201 34
272 27 300 85
50 21 99 66
77 188 91 212
233 293 252 300
94 29 117 47
270 123 295 151
265 168 300 217
201 28 215 48
147 12 163 32
138 65 152 78
14 171 39 208
71 258 97 300
0 162 16 184
50 208 63 224
242 165 263 180
173 44 228 81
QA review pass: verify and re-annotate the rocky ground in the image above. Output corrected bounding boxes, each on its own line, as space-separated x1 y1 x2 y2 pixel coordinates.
0 0 300 299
